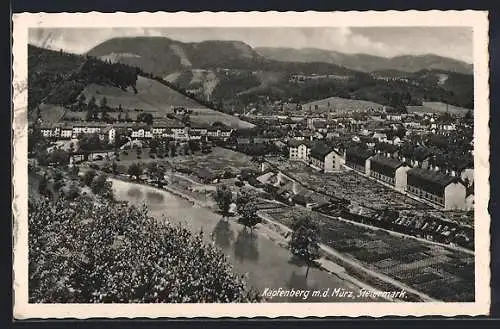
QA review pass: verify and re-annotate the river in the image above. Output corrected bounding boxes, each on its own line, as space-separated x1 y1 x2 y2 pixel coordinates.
111 178 379 303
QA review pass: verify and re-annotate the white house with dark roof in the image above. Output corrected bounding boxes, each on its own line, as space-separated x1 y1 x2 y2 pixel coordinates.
101 126 116 144
345 147 373 175
406 168 466 210
309 142 342 173
369 154 411 191
289 140 311 162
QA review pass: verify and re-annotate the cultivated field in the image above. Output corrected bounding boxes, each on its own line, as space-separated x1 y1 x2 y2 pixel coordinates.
303 96 385 114
262 205 475 302
168 147 261 180
267 159 473 226
267 159 424 211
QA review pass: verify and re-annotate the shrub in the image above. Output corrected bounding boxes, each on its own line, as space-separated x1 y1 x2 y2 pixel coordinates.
28 196 261 303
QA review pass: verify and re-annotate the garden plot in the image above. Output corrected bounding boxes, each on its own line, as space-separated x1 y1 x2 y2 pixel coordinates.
170 147 261 181
261 204 475 302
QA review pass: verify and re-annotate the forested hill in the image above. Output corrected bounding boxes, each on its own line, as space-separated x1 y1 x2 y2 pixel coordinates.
30 42 474 116
28 45 140 112
86 37 474 111
87 37 358 77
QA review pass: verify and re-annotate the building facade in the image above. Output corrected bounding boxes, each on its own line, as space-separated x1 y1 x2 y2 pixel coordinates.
369 154 410 190
406 168 467 210
289 141 311 162
345 147 373 175
309 143 341 173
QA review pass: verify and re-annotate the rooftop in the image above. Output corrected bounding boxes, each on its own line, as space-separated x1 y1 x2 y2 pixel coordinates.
310 142 337 159
346 147 373 160
288 140 312 148
407 167 458 187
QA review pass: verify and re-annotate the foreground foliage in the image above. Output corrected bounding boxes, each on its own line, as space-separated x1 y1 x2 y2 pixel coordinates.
29 196 261 303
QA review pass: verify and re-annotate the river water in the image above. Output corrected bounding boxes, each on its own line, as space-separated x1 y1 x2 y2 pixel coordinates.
111 178 377 303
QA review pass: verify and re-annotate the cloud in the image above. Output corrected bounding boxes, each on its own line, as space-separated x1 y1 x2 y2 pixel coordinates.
28 27 472 62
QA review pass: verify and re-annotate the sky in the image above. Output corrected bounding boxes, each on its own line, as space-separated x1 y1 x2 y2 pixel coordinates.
28 27 473 63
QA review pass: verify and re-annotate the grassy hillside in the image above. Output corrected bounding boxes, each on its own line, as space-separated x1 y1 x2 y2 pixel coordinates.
422 102 471 116
303 96 385 113
79 75 254 129
81 76 204 111
28 45 255 128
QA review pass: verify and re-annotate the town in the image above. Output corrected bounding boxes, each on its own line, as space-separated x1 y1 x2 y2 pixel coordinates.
26 27 476 305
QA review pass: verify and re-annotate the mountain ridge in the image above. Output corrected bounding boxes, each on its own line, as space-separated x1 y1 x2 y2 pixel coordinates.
255 46 473 75
31 37 473 114
86 37 361 77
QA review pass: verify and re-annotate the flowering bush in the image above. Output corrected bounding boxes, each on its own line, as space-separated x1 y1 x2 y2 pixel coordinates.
29 196 261 303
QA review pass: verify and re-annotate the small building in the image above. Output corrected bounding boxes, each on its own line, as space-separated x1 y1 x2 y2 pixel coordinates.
309 142 342 173
72 124 103 136
345 147 373 175
101 126 116 144
40 125 53 138
237 137 251 145
406 168 467 210
369 154 410 190
288 140 311 162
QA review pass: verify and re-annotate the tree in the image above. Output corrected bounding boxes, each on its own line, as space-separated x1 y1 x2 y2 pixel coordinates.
214 184 232 219
91 173 111 198
136 147 142 158
288 216 321 278
137 113 153 125
48 149 70 166
69 165 79 179
52 171 64 191
147 162 165 186
111 161 118 174
127 162 143 181
77 93 86 107
82 169 97 186
65 183 80 200
238 197 260 232
149 139 159 154
88 96 97 118
464 109 473 121
79 133 101 152
236 190 251 212
28 128 47 154
181 114 190 125
38 174 50 197
99 97 108 110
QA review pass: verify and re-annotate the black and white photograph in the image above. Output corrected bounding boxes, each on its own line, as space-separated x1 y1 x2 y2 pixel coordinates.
12 11 490 318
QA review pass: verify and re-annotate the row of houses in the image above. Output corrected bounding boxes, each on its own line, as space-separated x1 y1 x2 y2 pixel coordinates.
39 122 233 143
344 148 472 211
288 141 472 210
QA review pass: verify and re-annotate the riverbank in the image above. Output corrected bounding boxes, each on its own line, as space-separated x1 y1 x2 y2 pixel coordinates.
108 173 417 302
